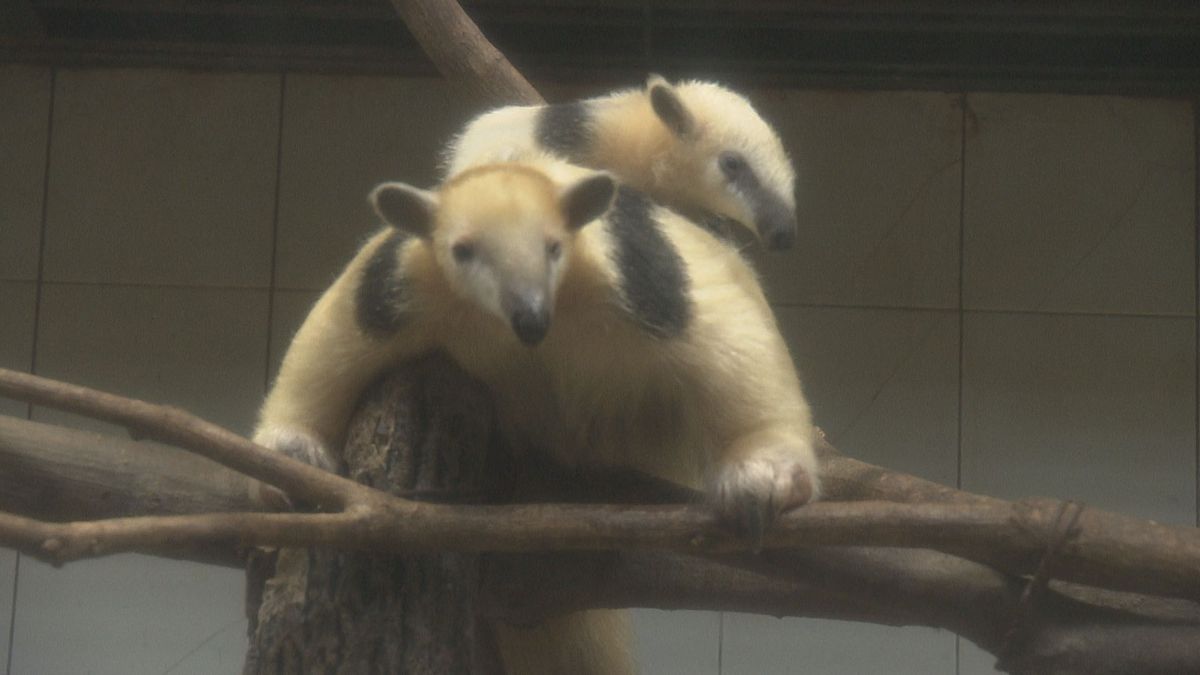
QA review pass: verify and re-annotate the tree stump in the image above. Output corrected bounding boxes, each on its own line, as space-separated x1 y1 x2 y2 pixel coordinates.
244 355 508 674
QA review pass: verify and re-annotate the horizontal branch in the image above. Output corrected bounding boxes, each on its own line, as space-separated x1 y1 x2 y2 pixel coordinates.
2 366 1200 604
0 414 260 521
4 362 1200 674
0 367 364 510
482 548 1200 675
3 468 1198 605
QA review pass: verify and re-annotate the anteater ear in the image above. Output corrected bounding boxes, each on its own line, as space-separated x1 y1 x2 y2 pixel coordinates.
559 172 617 231
369 182 438 238
647 75 695 139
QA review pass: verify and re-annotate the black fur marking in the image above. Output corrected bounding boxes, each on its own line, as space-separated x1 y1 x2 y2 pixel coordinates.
691 208 738 244
536 102 592 162
356 231 412 336
606 187 691 338
732 162 796 248
649 84 695 138
732 160 763 192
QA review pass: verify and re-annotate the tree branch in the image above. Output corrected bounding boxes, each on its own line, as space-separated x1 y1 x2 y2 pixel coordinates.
4 361 1200 673
388 0 543 105
483 548 1200 675
2 366 1200 606
0 368 365 510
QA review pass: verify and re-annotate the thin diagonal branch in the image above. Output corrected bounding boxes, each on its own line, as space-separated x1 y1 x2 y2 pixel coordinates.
388 0 543 105
0 367 363 510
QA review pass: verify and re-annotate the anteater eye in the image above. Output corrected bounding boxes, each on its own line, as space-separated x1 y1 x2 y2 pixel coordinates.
546 240 563 260
718 151 745 179
451 242 475 263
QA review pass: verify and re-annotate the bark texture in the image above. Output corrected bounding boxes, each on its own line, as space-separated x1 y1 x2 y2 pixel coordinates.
388 0 543 105
244 356 506 674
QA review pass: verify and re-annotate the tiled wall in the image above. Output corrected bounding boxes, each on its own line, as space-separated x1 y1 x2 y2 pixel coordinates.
0 65 1196 674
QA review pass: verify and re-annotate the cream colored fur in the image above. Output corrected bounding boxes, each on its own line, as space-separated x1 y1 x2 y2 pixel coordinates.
255 160 817 673
444 77 796 244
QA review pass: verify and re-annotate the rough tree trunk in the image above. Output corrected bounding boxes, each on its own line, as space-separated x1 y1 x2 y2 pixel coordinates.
244 355 508 674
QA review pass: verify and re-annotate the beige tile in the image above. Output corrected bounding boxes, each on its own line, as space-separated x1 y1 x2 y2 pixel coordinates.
43 68 280 287
776 307 960 486
0 281 36 418
962 313 1195 525
0 65 51 281
631 609 718 675
963 94 1195 315
33 284 269 436
268 288 320 382
722 614 956 675
274 74 482 290
751 90 962 309
11 554 246 675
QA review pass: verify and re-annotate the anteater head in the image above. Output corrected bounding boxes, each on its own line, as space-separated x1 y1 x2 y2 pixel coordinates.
646 75 798 251
370 164 617 346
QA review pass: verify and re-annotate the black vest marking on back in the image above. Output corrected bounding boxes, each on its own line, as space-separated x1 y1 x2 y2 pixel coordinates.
356 231 412 336
536 102 592 162
607 187 691 338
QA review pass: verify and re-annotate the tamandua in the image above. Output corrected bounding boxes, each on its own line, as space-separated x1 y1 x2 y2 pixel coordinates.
255 159 818 673
444 76 799 250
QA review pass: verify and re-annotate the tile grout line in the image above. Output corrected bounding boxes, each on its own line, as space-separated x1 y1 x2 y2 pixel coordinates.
263 72 288 391
954 89 968 675
9 65 57 675
716 611 723 675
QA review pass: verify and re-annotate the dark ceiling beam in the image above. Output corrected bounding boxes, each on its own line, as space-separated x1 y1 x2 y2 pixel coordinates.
0 0 46 40
29 0 391 21
5 1 1200 94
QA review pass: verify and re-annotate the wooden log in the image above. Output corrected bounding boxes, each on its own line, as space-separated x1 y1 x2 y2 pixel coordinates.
243 355 507 674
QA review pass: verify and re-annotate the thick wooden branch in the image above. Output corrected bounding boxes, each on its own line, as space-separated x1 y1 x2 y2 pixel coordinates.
245 357 505 674
388 0 543 105
4 485 1199 606
0 414 259 521
483 549 1200 675
0 369 365 510
3 362 1200 673
1 367 1200 605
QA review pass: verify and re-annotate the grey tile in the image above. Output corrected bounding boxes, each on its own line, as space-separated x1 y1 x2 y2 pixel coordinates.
963 94 1195 315
0 66 51 281
775 307 960 485
962 313 1196 524
33 284 269 436
751 90 962 309
632 609 718 675
722 614 955 675
268 289 320 383
274 74 481 290
43 68 280 287
0 281 36 418
10 554 246 675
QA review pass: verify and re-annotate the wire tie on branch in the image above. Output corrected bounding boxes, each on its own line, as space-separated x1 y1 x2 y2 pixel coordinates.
996 500 1086 669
